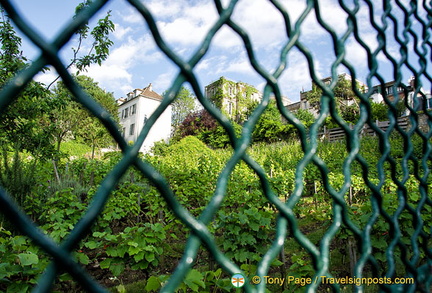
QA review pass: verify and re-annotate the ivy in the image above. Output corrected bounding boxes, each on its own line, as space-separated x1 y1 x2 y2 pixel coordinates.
208 76 259 123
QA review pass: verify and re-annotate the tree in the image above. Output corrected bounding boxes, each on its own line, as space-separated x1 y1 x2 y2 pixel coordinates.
51 75 119 159
0 9 53 158
0 9 55 206
294 108 315 128
252 100 289 143
174 109 241 148
304 75 364 125
1 0 116 157
370 102 389 122
47 0 115 89
168 86 197 135
176 109 218 139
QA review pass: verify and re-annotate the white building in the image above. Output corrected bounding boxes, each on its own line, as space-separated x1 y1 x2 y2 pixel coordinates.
287 73 368 117
117 83 171 152
370 77 432 115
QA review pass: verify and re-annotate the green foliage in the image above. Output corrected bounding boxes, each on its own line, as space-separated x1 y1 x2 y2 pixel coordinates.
1 1 115 160
141 269 230 293
175 98 315 148
0 9 26 79
294 108 315 128
216 207 274 263
149 139 171 156
253 101 289 143
60 140 92 158
0 11 53 158
0 149 38 208
0 131 430 291
62 1 115 75
140 269 232 293
200 123 242 149
166 136 212 157
51 75 119 159
208 76 259 123
168 87 197 134
174 109 218 142
0 229 49 293
370 102 388 121
91 223 166 276
304 75 366 125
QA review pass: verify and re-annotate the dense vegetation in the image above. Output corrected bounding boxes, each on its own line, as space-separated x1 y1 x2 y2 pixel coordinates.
1 4 430 292
1 134 430 292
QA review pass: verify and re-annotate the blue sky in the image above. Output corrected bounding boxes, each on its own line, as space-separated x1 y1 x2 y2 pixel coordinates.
8 0 430 102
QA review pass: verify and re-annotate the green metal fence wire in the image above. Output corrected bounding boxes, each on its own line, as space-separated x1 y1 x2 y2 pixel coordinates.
0 0 431 292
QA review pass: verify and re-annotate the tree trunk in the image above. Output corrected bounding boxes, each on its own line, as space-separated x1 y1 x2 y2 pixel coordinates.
91 143 95 160
347 237 357 277
52 159 61 184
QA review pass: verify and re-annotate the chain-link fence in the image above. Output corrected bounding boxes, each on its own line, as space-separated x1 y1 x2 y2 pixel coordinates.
0 0 431 292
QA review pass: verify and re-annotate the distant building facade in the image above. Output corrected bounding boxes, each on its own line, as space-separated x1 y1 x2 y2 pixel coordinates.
285 74 432 118
370 77 432 115
205 77 262 122
205 76 290 122
117 83 171 152
287 73 367 117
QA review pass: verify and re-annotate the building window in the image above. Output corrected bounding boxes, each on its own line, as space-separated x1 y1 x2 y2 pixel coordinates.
427 98 432 110
124 108 128 118
131 104 136 115
228 102 233 115
122 127 126 137
129 123 135 135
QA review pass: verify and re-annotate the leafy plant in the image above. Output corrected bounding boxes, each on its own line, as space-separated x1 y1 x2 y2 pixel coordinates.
91 223 166 277
0 229 48 293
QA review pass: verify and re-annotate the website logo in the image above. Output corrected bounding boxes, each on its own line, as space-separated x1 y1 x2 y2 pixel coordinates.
231 274 246 288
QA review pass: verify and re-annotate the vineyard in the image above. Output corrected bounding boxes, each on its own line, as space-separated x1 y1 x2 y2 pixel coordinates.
1 135 430 292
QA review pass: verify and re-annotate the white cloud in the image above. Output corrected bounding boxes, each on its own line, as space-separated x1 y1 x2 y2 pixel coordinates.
47 0 423 102
316 0 349 36
33 67 59 88
229 0 287 49
195 57 212 72
147 0 218 48
211 25 244 49
225 58 255 76
344 34 376 69
117 6 144 24
153 70 177 94
113 23 133 40
274 0 349 42
145 0 183 19
278 49 321 101
85 64 133 93
81 35 163 96
108 36 160 66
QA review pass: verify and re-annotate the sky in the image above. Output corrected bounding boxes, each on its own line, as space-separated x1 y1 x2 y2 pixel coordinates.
6 0 431 102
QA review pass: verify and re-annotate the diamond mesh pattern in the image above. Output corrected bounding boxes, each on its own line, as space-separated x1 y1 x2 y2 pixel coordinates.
0 0 431 292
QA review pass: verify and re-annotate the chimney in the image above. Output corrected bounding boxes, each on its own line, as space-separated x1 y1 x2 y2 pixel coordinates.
148 83 152 91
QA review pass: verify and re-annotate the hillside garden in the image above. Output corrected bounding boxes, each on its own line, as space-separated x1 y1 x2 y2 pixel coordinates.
1 133 430 292
1 4 430 291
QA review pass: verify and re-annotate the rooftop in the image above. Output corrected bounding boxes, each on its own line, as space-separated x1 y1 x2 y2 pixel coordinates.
117 83 163 106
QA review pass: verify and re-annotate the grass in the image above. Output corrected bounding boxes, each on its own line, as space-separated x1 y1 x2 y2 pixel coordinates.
61 140 92 158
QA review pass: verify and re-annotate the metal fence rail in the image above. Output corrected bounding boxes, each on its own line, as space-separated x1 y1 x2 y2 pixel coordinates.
0 0 431 292
319 116 410 141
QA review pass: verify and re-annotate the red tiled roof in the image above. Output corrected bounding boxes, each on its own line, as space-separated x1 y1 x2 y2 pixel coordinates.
141 83 163 101
117 83 163 106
